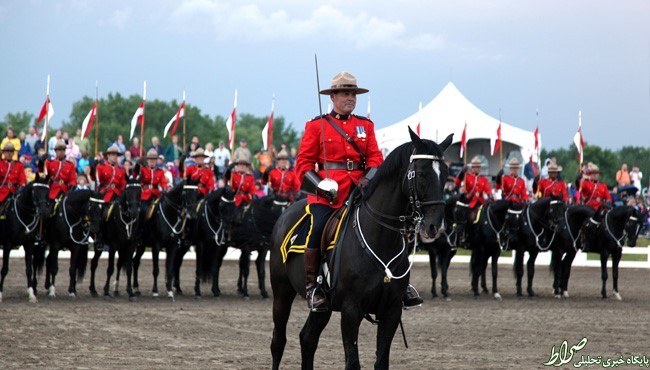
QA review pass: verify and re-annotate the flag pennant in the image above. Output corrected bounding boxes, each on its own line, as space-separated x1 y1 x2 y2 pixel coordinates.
129 101 145 140
573 111 584 163
491 121 502 156
163 102 185 138
460 121 467 158
36 98 55 141
225 89 238 150
81 102 97 140
262 101 274 151
416 122 421 137
533 125 539 151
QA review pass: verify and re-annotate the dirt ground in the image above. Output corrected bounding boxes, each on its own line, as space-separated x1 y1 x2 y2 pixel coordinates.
0 256 648 369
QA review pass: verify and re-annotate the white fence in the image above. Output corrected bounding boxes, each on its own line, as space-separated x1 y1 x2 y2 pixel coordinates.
2 246 649 269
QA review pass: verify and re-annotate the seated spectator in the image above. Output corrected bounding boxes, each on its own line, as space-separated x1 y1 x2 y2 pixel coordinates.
76 174 90 190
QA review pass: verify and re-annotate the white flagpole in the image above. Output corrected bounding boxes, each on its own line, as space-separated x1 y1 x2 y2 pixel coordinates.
140 80 147 157
43 74 51 146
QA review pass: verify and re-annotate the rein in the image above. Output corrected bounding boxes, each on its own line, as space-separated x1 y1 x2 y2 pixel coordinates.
158 195 186 236
487 205 508 250
13 192 40 234
62 196 90 244
563 207 583 251
117 183 140 239
525 204 555 251
205 196 234 245
604 210 626 249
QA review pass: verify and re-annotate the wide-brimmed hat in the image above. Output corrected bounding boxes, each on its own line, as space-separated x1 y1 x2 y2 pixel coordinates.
192 148 208 158
319 71 369 95
470 156 483 167
104 144 123 156
276 149 290 160
145 148 158 159
506 157 521 168
2 142 15 152
234 158 251 166
547 162 563 172
587 163 600 174
54 140 67 150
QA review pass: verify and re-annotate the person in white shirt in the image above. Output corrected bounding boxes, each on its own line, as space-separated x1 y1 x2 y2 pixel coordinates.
630 166 643 190
213 140 231 178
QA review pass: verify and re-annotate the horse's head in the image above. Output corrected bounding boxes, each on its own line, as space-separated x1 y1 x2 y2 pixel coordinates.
547 195 566 232
124 173 142 221
182 178 200 220
87 192 105 237
405 128 452 239
625 207 645 247
270 193 291 214
504 201 524 244
453 193 472 247
30 175 50 218
217 187 237 228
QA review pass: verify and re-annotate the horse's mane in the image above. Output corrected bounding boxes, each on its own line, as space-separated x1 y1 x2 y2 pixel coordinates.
609 205 633 219
490 199 511 214
530 197 551 212
568 205 595 219
205 187 225 205
65 189 93 205
165 181 184 201
363 139 445 200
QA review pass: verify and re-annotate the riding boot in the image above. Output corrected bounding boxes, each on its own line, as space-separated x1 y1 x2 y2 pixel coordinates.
304 248 328 312
403 284 423 309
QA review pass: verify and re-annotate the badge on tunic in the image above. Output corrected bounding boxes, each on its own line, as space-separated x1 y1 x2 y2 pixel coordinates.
355 126 366 139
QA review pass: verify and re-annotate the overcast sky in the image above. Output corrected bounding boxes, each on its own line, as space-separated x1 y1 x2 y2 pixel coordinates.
1 0 648 149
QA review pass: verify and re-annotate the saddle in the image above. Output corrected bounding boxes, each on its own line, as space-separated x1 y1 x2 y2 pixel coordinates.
0 199 8 220
320 206 347 254
49 195 63 217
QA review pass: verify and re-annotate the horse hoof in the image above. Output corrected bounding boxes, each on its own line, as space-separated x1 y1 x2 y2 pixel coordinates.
175 289 184 296
134 290 141 297
103 295 113 301
90 290 98 298
562 291 570 299
152 292 160 298
554 294 561 299
129 296 138 303
68 293 77 299
613 292 622 301
194 295 202 301
261 292 270 299
444 297 452 302
113 291 120 297
48 286 56 298
493 293 502 301
527 290 536 298
167 291 175 301
243 296 250 301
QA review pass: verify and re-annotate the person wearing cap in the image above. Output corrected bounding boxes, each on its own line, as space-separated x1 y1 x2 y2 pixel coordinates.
184 148 214 199
534 162 568 202
261 150 300 201
1 127 21 161
295 71 403 312
233 138 252 165
140 148 168 202
227 159 256 207
579 163 612 210
455 156 493 209
0 142 27 215
45 139 77 201
95 144 127 203
496 157 528 203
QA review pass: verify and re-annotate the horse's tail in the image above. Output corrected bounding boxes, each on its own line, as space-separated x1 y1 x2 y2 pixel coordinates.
77 245 89 281
199 245 214 283
33 242 47 275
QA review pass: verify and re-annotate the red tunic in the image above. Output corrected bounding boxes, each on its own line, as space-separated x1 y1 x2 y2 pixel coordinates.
230 171 255 206
537 178 569 202
579 179 612 210
455 172 492 208
140 166 168 201
262 168 300 200
0 160 26 202
96 163 126 202
295 113 383 208
45 158 77 200
186 165 214 198
499 175 528 203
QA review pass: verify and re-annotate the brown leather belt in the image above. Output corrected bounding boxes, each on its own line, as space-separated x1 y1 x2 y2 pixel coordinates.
143 185 153 189
106 184 117 189
52 180 66 185
319 160 365 171
0 183 14 187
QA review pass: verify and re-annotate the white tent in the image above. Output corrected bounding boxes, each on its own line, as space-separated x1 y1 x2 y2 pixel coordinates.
376 82 539 176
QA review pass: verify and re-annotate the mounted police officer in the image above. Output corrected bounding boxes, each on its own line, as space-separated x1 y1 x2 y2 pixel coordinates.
184 148 214 199
139 148 168 223
579 164 612 211
295 71 422 312
497 158 528 203
95 144 126 203
455 156 493 224
534 162 568 202
262 149 300 201
0 142 26 219
45 140 77 205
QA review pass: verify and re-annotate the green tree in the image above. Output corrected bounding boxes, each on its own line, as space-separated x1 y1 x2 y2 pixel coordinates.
0 111 34 134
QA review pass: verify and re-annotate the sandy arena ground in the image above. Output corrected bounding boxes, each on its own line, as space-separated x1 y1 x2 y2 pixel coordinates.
0 256 648 369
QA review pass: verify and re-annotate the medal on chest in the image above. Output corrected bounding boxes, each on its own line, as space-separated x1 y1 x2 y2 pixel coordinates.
355 126 366 139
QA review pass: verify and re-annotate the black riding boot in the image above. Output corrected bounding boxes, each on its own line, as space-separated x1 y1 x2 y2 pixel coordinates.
403 284 423 309
304 248 328 312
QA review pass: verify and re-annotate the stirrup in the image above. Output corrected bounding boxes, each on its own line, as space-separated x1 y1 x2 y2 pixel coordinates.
403 284 423 310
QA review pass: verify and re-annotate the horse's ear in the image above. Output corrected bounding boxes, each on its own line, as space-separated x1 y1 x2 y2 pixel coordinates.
439 133 454 152
408 126 424 149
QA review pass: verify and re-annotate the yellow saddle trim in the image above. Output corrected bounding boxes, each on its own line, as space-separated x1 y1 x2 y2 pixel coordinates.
145 199 159 221
104 203 115 221
196 199 204 214
472 205 483 224
280 204 311 263
50 197 62 217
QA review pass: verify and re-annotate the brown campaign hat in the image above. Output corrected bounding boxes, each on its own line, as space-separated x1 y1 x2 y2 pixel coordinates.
146 148 159 159
54 140 67 150
506 157 521 168
276 149 290 160
104 144 123 156
470 156 483 167
192 148 208 158
2 142 16 152
319 72 369 95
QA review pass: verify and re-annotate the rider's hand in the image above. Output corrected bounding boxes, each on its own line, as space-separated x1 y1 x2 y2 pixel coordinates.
316 179 338 203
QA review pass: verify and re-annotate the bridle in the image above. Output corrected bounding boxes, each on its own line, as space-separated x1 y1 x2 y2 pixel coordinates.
14 183 50 234
204 193 235 245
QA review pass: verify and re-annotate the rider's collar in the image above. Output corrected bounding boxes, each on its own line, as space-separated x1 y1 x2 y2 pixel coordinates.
330 110 350 120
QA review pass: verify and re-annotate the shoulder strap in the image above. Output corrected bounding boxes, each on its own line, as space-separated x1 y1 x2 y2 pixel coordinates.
323 115 366 165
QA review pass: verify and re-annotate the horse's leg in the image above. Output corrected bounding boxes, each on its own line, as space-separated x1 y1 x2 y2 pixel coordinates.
256 249 269 299
44 244 54 292
611 248 622 300
173 238 189 295
47 244 60 298
491 250 501 300
600 251 609 299
339 307 364 370
125 245 135 301
165 243 177 301
561 250 576 298
514 248 524 297
469 248 480 298
299 311 333 370
89 247 102 297
67 246 77 297
551 250 562 297
427 245 438 298
132 243 145 296
270 281 297 370
441 249 454 299
113 252 123 297
24 243 37 303
238 248 251 298
212 243 228 297
194 242 203 298
374 306 402 370
151 246 160 297
0 247 10 302
526 249 538 297
103 249 116 297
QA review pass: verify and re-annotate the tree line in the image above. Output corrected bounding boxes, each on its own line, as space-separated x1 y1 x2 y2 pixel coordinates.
0 93 301 156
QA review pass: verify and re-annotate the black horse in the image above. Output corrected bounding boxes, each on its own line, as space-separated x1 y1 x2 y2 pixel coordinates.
582 205 644 300
507 197 557 297
228 194 286 299
549 203 594 298
455 196 511 299
88 178 141 300
44 189 101 298
184 187 236 298
270 129 451 370
132 179 199 300
418 194 459 300
0 178 50 302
